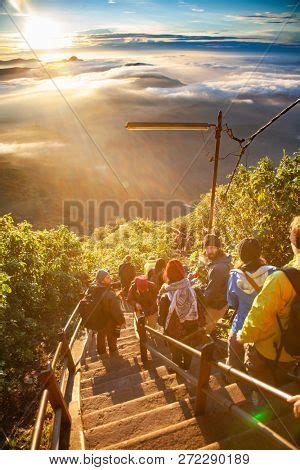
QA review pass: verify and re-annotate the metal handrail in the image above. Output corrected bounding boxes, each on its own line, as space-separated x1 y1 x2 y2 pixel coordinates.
144 324 294 403
133 315 298 450
31 299 83 450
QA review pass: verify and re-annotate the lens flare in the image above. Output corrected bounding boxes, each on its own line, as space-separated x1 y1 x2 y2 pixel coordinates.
7 0 28 14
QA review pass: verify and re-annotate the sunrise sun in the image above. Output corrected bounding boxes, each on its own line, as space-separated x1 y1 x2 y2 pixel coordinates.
24 16 70 50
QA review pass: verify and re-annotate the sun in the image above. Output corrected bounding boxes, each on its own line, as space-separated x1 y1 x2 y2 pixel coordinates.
24 16 70 50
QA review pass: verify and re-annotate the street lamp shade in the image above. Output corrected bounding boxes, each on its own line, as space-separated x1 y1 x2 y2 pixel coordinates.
126 122 212 131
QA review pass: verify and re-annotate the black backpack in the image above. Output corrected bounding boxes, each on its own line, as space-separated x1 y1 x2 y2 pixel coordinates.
79 286 109 331
276 267 300 358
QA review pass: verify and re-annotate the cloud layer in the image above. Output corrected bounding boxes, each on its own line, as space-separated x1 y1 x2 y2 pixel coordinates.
0 51 299 227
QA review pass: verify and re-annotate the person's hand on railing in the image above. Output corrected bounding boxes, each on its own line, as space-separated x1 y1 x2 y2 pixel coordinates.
287 395 300 418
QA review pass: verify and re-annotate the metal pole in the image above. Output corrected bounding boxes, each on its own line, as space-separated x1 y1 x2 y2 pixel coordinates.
194 342 214 415
208 111 222 232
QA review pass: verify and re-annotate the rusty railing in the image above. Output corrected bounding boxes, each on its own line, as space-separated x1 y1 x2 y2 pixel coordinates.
31 300 83 450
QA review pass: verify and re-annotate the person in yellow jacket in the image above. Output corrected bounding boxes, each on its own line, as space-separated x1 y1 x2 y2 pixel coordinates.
237 216 300 386
288 395 300 418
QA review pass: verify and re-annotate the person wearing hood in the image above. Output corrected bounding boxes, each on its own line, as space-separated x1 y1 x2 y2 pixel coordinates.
226 238 276 370
197 234 232 333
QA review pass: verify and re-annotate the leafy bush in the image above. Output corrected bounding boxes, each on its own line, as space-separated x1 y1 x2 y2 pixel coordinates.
0 216 97 446
183 153 299 268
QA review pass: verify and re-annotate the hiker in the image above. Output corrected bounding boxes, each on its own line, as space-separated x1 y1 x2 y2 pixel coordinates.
82 269 126 356
144 256 156 282
154 258 167 290
237 216 300 386
118 255 136 297
226 238 276 370
197 233 232 333
127 275 158 328
158 259 199 370
288 396 300 418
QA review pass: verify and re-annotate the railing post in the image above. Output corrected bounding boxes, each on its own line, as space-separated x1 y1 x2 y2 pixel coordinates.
58 329 76 373
40 364 72 426
194 342 214 415
136 314 148 363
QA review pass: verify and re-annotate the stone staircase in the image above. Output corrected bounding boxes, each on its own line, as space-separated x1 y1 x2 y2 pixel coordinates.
79 311 300 450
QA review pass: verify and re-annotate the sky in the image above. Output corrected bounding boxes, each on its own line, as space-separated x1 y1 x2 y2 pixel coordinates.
0 0 299 56
0 0 299 228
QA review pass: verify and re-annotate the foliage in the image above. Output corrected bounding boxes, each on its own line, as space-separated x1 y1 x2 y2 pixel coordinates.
93 218 175 274
0 215 97 447
184 153 299 268
215 153 299 266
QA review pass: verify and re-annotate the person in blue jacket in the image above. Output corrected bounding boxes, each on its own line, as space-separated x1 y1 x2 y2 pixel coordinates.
226 237 276 370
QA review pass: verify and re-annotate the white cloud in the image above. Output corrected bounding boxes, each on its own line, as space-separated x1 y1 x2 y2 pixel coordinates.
141 71 300 101
0 56 299 107
0 141 66 156
0 11 28 16
232 98 254 104
226 11 300 24
191 8 204 13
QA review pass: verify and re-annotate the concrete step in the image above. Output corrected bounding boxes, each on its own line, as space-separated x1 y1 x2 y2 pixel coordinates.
118 327 135 338
86 397 196 449
81 357 160 381
83 328 135 355
85 342 140 364
81 348 148 370
81 371 180 399
81 373 180 410
103 409 245 450
81 365 169 391
117 334 137 345
82 383 190 430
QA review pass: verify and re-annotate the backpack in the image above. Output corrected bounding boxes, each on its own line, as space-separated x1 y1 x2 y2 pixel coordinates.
79 286 109 331
276 267 300 358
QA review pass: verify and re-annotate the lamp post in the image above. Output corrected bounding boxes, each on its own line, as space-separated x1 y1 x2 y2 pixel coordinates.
126 110 223 232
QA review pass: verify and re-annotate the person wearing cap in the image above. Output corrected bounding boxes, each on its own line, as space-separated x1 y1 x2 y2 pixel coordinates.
197 233 232 333
87 269 126 356
226 238 276 370
237 216 300 385
127 275 158 328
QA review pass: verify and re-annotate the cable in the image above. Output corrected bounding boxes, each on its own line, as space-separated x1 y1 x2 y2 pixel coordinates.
224 98 300 197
